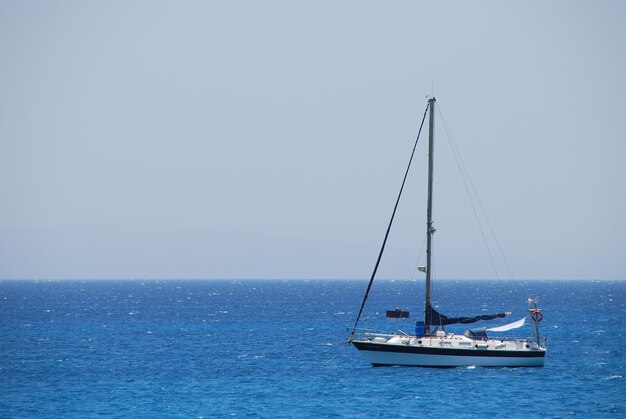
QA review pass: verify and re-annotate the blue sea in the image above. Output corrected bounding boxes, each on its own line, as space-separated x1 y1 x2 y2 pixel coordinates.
1 279 624 417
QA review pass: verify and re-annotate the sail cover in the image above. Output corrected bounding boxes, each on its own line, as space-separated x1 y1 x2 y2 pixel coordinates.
386 309 409 318
487 317 526 332
428 304 507 326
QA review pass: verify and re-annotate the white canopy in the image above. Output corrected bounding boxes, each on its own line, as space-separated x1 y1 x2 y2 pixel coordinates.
487 316 526 332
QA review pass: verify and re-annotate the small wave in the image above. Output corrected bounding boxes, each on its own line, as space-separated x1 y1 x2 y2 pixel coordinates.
605 375 622 380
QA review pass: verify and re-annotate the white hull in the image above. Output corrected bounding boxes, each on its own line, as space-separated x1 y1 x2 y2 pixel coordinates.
350 335 545 367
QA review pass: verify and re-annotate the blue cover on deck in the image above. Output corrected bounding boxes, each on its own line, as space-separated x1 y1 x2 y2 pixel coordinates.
415 321 425 337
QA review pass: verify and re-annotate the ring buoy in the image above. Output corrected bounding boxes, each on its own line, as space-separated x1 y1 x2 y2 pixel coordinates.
531 310 543 322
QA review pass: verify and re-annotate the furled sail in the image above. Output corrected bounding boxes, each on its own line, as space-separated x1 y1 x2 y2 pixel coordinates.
427 304 507 326
487 317 526 332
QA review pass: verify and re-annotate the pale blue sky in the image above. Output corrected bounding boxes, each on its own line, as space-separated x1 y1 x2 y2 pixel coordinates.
1 1 624 280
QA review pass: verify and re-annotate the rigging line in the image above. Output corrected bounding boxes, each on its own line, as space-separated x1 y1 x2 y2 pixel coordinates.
323 341 347 355
436 105 500 280
350 103 430 337
321 346 343 366
321 341 348 366
437 104 516 280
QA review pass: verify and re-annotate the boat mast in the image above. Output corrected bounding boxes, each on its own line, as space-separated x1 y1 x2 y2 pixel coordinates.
424 97 436 336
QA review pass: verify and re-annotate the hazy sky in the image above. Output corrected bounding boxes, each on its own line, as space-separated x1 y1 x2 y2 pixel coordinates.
1 1 624 280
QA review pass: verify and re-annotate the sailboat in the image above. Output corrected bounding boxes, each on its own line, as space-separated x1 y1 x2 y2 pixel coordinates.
348 97 547 367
